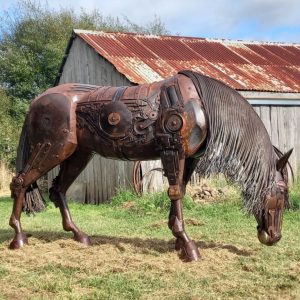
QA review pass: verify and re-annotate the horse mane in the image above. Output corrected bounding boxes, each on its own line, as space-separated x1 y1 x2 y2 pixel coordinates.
179 70 277 214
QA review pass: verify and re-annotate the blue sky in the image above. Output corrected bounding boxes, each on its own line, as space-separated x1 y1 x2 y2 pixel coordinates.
1 0 300 43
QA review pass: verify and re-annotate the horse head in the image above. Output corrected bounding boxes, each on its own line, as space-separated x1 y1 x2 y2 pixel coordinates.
256 149 293 246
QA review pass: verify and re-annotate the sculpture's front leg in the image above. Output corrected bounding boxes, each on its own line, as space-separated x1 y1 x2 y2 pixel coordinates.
161 151 200 262
168 199 200 261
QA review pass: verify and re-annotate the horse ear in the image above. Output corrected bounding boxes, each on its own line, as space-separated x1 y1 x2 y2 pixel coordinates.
276 148 293 171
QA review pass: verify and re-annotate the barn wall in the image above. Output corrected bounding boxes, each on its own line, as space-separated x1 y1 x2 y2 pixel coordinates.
59 37 133 86
253 105 300 174
49 37 136 204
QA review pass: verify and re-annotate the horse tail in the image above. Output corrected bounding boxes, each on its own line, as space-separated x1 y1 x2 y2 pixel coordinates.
16 115 45 214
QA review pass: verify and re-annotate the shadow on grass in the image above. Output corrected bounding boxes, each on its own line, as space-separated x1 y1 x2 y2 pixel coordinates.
0 229 252 257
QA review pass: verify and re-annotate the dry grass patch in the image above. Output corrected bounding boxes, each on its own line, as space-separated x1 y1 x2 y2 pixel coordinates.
0 193 299 299
0 236 255 299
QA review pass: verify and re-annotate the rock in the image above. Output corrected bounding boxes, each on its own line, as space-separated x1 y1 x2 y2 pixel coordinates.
203 186 212 192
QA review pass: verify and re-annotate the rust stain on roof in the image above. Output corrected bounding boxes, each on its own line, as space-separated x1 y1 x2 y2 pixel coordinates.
74 29 300 93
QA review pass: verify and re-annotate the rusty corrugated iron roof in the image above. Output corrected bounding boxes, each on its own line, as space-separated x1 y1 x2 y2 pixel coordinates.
68 29 300 93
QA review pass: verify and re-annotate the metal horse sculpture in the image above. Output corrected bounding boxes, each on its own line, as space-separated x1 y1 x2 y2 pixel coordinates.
9 70 292 262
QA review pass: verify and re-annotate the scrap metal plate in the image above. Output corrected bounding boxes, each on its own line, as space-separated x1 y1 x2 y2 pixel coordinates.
100 101 132 138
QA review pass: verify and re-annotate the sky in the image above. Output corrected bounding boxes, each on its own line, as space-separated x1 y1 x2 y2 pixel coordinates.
1 0 300 43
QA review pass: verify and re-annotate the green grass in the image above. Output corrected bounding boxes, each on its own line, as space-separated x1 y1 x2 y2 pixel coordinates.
290 177 300 209
0 187 299 300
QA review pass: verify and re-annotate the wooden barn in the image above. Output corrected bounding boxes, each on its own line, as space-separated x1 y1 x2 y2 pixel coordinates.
50 29 300 204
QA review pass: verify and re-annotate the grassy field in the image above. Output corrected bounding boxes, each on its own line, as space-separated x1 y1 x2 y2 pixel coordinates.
0 188 299 300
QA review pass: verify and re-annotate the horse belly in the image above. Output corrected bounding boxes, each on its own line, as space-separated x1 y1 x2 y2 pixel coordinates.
76 125 160 161
76 84 163 161
76 98 161 160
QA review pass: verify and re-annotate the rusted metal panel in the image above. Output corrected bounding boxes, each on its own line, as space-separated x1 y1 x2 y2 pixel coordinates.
185 40 249 64
73 30 300 93
245 44 289 65
263 45 300 65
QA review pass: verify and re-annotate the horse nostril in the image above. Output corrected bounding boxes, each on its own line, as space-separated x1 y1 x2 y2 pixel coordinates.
274 233 282 242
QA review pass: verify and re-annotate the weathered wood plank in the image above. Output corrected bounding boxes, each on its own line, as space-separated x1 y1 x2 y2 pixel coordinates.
253 106 261 117
289 107 297 171
141 160 164 193
276 106 286 153
260 106 271 137
270 106 279 148
295 108 300 172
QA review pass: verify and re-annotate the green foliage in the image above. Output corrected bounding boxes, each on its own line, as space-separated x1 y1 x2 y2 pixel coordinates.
0 89 24 167
110 189 138 206
0 0 169 103
289 176 300 210
110 188 196 214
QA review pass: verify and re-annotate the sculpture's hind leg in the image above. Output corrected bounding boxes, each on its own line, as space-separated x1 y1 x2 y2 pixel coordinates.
49 147 93 246
9 183 28 249
161 152 200 261
9 141 77 249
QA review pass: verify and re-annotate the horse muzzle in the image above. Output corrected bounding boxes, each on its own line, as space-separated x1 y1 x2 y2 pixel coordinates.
257 196 284 246
257 229 281 246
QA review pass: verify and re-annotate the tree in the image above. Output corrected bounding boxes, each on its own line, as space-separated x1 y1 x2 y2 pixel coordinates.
0 89 22 167
0 0 169 103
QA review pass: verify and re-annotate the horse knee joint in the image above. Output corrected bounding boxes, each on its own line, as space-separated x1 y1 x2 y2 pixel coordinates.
168 185 183 200
10 176 24 198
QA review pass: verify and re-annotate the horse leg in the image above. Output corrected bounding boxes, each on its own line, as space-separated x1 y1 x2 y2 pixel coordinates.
9 141 77 249
161 152 200 261
49 148 93 246
168 157 200 254
9 180 28 249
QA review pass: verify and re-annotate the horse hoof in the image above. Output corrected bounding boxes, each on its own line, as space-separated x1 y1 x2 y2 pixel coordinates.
9 233 28 249
178 240 201 262
74 232 92 246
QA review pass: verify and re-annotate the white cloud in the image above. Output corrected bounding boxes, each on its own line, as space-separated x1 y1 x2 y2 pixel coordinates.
1 0 300 42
